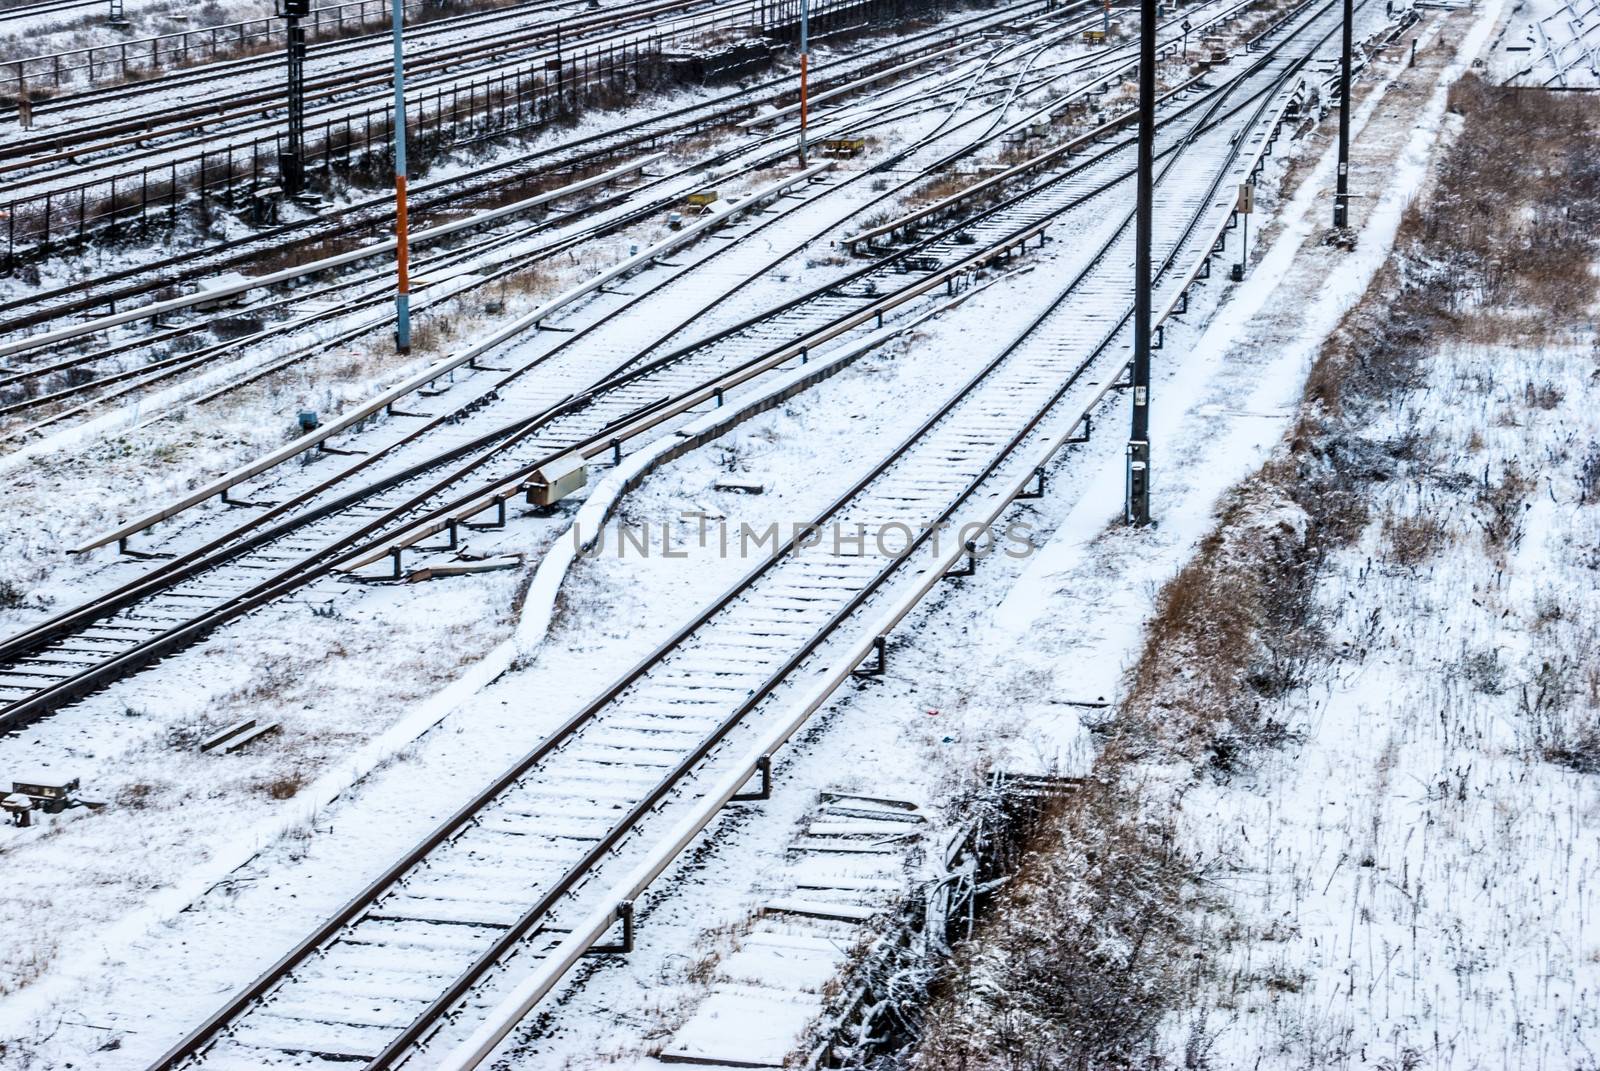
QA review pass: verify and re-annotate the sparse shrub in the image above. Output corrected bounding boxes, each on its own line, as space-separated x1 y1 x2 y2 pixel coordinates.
1382 510 1448 567
257 771 308 801
115 782 159 809
1475 458 1535 551
1523 380 1564 410
1542 721 1600 774
915 782 1200 1071
1121 476 1323 767
1577 445 1600 505
1459 648 1506 695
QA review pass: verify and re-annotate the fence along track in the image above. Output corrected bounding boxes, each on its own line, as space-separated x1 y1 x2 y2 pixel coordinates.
0 0 1035 272
0 4 1027 326
0 0 1117 425
142 5 1336 1067
0 0 1251 734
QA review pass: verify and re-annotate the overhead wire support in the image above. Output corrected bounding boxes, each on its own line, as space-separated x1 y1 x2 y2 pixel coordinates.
278 0 309 195
391 0 412 353
1334 0 1352 226
1126 0 1154 526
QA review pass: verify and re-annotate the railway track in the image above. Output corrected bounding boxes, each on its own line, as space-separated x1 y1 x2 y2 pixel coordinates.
0 0 929 188
0 7 1148 720
0 0 1191 427
0 0 1256 405
0 0 104 22
0 0 570 95
0 0 1293 734
0 0 1044 297
1510 0 1600 85
0 0 765 144
0 0 888 268
129 2 1357 1064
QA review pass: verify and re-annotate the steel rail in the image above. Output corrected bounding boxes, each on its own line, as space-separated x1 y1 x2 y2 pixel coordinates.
433 12 1354 1062
0 12 1123 727
0 0 100 21
324 1 1318 572
0 156 661 362
46 5 1125 545
0 0 1310 734
0 0 953 178
0 0 1133 423
0 0 1040 328
0 1 1078 373
150 9 1337 1063
0 0 600 97
0 0 764 179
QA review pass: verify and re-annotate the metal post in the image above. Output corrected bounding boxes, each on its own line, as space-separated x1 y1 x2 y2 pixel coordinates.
1334 0 1352 228
390 0 411 352
798 0 810 164
1126 0 1154 527
279 1 307 194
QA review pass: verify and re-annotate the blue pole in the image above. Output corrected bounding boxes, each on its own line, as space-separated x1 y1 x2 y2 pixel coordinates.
390 0 411 353
798 0 809 163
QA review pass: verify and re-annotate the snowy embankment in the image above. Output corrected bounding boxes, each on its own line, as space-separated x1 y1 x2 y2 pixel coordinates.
1162 77 1600 1066
902 2 1600 1067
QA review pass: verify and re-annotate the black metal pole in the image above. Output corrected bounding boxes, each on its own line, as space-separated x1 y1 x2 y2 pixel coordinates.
280 11 307 195
1126 0 1154 527
1334 0 1352 227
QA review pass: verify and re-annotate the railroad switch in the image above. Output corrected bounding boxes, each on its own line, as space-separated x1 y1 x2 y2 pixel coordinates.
4 777 98 827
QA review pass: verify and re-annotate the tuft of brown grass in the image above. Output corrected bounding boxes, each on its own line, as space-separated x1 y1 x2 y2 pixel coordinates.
1382 509 1449 567
256 771 309 801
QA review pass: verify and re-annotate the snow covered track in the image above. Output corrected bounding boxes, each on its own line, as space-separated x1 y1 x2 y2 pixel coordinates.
0 0 1051 321
0 0 577 95
0 0 1271 735
123 4 1349 1065
0 0 1051 268
0 0 1138 427
1504 0 1600 85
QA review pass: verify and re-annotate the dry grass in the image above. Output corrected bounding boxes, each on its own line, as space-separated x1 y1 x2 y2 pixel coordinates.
1382 508 1449 567
908 73 1600 1071
1119 472 1320 775
254 771 310 801
0 935 57 999
914 779 1205 1071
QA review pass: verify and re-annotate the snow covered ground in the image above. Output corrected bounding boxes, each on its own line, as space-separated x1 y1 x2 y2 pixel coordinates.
0 5 1238 1060
1170 336 1600 1069
4 0 1583 1065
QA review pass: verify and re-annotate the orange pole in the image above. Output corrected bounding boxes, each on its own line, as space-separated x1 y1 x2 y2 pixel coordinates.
396 174 410 296
799 51 809 163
